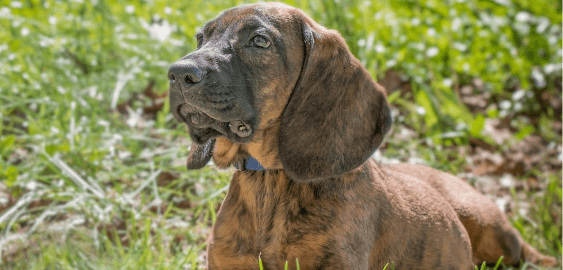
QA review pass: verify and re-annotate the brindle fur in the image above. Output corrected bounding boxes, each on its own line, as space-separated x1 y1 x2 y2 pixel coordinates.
169 3 558 269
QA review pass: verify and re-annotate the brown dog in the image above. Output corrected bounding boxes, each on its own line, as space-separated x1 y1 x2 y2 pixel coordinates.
168 3 557 269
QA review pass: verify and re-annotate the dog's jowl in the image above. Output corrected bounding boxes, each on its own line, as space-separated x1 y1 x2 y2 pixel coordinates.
168 3 557 270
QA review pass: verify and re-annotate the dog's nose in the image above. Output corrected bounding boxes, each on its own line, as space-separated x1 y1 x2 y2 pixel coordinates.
168 60 205 86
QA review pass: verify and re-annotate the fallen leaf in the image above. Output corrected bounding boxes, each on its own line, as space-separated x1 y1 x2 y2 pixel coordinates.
470 148 504 176
157 171 180 187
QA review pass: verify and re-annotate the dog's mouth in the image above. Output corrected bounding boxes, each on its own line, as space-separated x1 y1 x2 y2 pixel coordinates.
169 82 257 169
177 103 254 142
175 103 255 169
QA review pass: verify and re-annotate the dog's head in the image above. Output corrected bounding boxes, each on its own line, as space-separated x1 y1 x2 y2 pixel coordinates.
169 2 392 181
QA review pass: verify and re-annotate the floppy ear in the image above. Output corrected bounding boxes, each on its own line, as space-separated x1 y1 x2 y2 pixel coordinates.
186 139 215 170
278 20 392 182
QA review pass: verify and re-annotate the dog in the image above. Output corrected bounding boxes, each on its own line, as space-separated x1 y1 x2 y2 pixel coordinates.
168 3 557 269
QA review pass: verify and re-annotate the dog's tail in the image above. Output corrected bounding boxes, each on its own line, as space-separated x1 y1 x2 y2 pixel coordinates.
521 241 558 267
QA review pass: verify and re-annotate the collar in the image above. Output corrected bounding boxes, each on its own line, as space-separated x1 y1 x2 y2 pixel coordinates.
234 156 266 171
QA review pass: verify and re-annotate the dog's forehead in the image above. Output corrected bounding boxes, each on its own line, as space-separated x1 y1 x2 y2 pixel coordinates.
202 3 296 36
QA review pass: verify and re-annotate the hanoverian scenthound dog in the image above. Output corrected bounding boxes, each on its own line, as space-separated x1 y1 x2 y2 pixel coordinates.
168 2 557 269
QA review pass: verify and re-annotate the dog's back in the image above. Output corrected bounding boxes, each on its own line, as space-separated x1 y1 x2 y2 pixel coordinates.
364 161 474 269
386 163 557 266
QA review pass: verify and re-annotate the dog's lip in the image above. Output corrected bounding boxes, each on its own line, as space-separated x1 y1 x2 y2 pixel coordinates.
178 104 212 126
178 103 255 140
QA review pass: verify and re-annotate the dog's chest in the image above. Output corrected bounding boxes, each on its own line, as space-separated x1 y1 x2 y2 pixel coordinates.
210 169 377 269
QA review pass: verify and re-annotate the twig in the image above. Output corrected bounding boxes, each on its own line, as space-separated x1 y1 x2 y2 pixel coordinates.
111 70 135 110
27 195 85 236
198 184 230 205
0 192 36 226
43 152 105 198
125 169 162 201
62 48 90 74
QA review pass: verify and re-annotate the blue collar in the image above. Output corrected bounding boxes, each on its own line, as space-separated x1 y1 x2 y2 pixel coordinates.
234 156 266 171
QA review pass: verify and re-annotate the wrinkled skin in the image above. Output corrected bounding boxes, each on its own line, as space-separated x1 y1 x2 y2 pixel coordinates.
169 3 304 168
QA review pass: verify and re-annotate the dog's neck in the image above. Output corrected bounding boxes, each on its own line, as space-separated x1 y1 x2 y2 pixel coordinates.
212 117 286 170
211 137 281 170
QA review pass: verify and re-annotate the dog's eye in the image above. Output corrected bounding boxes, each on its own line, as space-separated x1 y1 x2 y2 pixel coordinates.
252 35 270 48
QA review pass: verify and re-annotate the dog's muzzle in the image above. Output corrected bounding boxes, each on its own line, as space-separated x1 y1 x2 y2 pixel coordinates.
168 59 255 143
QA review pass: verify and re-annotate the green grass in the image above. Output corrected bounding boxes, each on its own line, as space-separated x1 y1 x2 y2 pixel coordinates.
511 173 563 256
0 0 561 269
5 219 204 269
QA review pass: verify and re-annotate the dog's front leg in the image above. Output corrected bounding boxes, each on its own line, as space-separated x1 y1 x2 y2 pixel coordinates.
206 178 261 270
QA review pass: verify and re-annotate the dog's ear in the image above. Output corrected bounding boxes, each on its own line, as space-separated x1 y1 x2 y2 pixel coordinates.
186 139 215 170
278 19 392 181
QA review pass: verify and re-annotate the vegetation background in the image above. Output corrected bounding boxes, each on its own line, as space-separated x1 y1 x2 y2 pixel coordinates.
0 0 561 269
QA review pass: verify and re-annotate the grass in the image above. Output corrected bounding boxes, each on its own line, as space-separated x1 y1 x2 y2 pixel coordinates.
0 0 561 269
256 257 506 270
